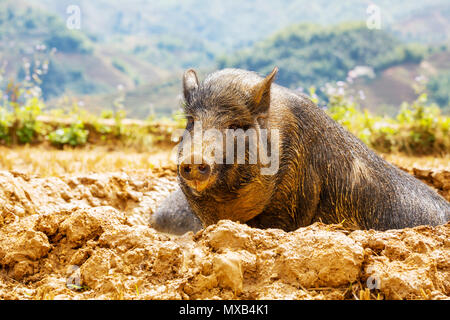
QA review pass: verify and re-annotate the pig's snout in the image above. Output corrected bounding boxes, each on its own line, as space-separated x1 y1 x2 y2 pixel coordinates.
179 156 212 192
180 162 211 181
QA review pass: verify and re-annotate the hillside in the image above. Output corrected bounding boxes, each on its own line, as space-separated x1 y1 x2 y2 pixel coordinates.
353 51 450 114
73 47 450 119
110 23 447 117
0 0 168 103
390 3 450 43
219 22 450 115
35 0 450 48
219 23 413 88
1 0 449 117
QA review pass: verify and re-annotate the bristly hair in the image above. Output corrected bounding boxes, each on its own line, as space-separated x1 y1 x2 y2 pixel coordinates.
183 69 268 118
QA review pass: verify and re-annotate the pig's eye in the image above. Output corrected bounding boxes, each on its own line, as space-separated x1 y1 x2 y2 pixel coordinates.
186 116 194 130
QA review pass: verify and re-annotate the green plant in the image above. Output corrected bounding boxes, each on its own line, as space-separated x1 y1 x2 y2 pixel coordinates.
47 120 89 147
326 87 450 155
327 87 377 146
396 93 450 154
14 97 45 144
0 107 13 143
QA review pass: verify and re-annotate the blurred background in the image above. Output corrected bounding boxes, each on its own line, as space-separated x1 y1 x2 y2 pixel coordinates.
2 0 450 115
0 0 449 162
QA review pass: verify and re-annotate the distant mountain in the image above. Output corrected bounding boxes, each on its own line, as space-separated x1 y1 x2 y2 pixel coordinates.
351 51 450 115
1 0 449 117
218 22 445 110
390 4 450 43
34 0 450 69
0 0 168 102
35 0 449 45
219 22 417 89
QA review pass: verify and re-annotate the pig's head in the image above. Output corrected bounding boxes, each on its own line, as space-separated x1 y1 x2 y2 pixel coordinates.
177 67 279 226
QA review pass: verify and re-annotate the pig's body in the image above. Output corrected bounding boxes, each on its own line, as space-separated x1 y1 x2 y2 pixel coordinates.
150 186 203 235
150 68 450 234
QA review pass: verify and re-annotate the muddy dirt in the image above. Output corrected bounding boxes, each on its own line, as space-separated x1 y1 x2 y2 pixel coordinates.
0 165 449 300
400 167 450 202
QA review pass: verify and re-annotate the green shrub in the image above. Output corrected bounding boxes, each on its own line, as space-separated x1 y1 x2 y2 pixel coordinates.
327 90 377 146
15 97 45 144
0 107 13 143
48 121 89 147
395 94 450 154
326 91 450 155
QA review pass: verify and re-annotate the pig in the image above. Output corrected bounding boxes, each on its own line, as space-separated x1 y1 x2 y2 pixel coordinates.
150 67 449 234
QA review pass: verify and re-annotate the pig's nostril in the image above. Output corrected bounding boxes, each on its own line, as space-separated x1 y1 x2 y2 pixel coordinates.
183 165 191 174
180 163 193 181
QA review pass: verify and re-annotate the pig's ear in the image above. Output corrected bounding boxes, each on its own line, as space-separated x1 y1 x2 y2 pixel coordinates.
250 67 278 115
183 69 199 104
